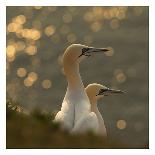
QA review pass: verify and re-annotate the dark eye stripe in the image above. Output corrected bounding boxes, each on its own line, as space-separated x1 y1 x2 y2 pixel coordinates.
99 88 109 94
78 48 90 57
82 48 90 53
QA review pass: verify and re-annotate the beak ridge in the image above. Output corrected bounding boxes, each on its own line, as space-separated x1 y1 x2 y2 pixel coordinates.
97 88 125 96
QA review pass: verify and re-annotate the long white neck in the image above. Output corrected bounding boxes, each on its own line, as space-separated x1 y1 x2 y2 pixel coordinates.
91 100 107 137
64 62 84 90
63 57 90 123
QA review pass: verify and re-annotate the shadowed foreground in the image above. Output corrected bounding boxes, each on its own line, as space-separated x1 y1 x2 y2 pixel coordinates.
6 99 148 149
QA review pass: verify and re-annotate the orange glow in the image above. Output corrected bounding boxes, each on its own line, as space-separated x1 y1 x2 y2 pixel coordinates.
25 45 37 55
28 72 38 82
6 45 16 58
7 22 22 33
24 78 33 87
17 68 27 77
13 15 26 25
117 120 127 129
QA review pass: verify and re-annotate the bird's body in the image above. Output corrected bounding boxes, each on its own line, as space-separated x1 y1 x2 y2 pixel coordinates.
54 44 109 131
85 83 124 136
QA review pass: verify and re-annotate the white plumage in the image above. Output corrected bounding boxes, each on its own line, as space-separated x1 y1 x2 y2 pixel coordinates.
54 44 110 133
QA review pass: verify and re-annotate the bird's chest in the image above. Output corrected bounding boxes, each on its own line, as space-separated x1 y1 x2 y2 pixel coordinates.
66 89 90 108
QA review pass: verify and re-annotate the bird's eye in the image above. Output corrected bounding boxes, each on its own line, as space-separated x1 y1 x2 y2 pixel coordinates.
78 48 90 57
82 48 90 53
99 88 108 94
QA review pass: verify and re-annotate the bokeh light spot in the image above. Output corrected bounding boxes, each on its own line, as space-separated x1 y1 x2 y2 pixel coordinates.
24 78 34 87
25 45 37 55
116 120 127 130
114 69 126 83
13 15 26 25
90 22 102 32
17 68 27 78
7 22 22 33
6 45 16 58
44 25 55 36
42 79 52 89
28 72 38 82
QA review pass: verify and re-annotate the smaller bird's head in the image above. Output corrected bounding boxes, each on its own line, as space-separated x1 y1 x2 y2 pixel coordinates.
85 83 124 103
63 44 109 64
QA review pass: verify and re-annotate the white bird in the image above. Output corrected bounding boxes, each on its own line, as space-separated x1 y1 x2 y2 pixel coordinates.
54 44 109 131
85 83 124 137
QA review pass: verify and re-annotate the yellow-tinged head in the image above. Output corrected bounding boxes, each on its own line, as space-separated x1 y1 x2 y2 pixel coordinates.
85 83 124 103
63 44 109 65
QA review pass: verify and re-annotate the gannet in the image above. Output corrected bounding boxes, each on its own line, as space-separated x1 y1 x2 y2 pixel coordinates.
83 83 124 136
54 44 109 131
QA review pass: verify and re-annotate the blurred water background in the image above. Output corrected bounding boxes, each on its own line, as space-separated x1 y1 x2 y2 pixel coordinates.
6 6 149 148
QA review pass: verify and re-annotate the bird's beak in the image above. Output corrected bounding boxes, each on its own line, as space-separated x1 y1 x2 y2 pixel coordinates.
97 88 125 96
79 47 109 57
88 47 110 53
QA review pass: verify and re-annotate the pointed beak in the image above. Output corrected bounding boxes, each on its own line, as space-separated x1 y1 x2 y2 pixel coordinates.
87 47 109 54
79 47 110 57
97 88 125 96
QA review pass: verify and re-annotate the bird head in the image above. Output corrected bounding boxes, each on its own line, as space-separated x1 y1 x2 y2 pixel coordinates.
63 44 109 64
85 83 124 103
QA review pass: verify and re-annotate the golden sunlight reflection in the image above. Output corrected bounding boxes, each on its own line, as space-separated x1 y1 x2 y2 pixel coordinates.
24 78 33 87
44 25 56 36
42 79 52 89
114 69 126 83
23 72 38 87
28 72 38 82
13 15 26 25
25 45 37 55
90 22 102 32
21 29 41 40
17 68 27 78
116 120 127 130
6 45 16 62
7 22 22 33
